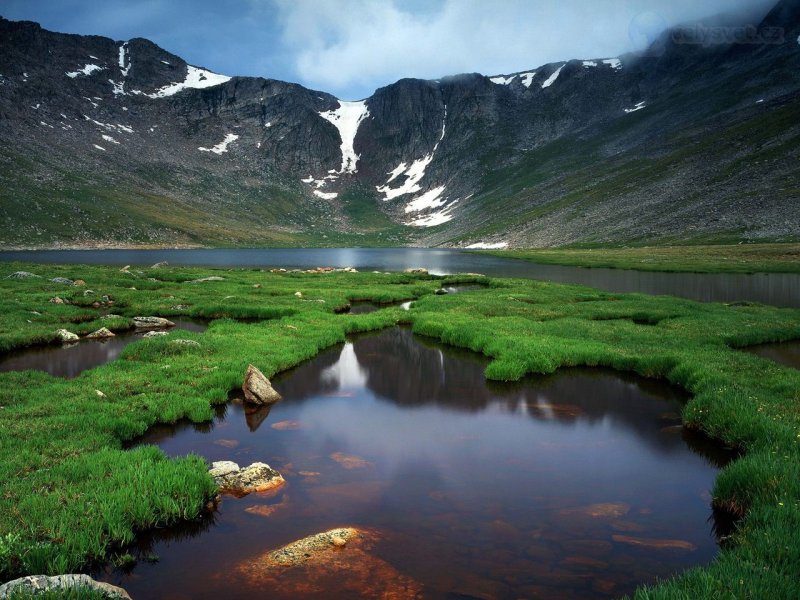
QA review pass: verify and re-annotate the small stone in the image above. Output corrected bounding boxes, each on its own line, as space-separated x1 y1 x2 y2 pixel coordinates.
119 265 131 273
6 271 40 279
83 289 95 296
95 390 106 398
331 536 347 548
85 327 115 339
253 284 262 288
150 261 168 268
190 276 225 283
55 329 79 343
50 277 73 285
243 364 282 405
171 339 200 347
143 330 168 338
209 461 285 497
49 296 65 305
434 288 448 295
72 279 86 286
294 291 303 297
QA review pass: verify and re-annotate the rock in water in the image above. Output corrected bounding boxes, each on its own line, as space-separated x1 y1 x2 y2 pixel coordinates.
209 461 285 496
243 364 282 405
85 327 115 339
133 316 175 329
0 575 131 599
55 328 79 343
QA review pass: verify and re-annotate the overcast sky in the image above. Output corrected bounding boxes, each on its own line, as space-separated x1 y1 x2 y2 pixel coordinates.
2 0 776 99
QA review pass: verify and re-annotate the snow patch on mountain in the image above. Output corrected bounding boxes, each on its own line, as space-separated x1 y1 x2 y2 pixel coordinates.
404 186 447 213
490 75 515 85
519 72 536 87
318 100 370 174
146 66 231 98
624 101 646 113
582 61 598 67
313 190 338 199
466 242 508 249
101 134 120 145
198 133 239 154
602 58 622 70
66 64 103 78
407 200 459 227
118 43 130 77
541 65 564 88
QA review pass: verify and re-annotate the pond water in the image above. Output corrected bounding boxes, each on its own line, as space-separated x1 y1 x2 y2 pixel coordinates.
1 248 797 307
742 341 800 370
99 327 732 600
0 319 207 378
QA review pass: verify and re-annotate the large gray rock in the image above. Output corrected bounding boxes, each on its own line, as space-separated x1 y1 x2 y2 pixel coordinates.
49 277 73 284
6 271 40 279
209 461 285 496
190 276 225 283
243 364 282 405
133 316 175 329
0 575 131 599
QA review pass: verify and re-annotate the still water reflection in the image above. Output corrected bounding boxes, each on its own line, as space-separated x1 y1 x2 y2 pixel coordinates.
2 248 797 307
102 328 730 600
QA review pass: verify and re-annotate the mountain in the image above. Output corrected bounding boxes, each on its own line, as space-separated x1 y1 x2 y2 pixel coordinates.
1 0 799 249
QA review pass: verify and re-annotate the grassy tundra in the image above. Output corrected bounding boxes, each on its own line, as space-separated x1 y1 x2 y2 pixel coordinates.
0 262 798 599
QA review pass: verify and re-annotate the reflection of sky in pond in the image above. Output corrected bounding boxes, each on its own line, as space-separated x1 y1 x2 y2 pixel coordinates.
114 327 732 600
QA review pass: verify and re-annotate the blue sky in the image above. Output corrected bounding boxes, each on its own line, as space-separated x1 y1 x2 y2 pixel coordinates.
2 0 775 99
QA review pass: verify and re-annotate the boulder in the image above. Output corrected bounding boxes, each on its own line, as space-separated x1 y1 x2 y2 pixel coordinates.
83 289 95 296
190 276 225 283
85 327 115 339
49 296 65 305
72 279 86 286
266 528 361 566
243 364 282 405
0 575 130 599
209 461 285 496
6 271 40 279
434 288 448 295
133 316 175 329
55 329 79 343
50 277 73 285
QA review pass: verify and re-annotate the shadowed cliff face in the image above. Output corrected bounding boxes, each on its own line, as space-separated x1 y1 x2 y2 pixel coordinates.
1 0 798 248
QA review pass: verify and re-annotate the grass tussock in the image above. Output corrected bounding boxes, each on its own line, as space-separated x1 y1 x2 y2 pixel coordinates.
0 262 798 599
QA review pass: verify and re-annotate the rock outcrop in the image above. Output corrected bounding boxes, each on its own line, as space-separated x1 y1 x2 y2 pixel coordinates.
242 364 282 405
209 461 285 496
133 316 175 329
84 327 115 339
0 575 131 599
55 328 79 343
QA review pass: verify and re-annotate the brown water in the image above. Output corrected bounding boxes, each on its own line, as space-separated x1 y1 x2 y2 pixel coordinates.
0 319 207 378
742 341 800 370
99 327 731 600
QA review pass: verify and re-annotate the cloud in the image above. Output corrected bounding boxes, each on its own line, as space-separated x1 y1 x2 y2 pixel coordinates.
272 0 775 99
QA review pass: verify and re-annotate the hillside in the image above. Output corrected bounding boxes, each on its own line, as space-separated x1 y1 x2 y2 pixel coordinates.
1 0 799 248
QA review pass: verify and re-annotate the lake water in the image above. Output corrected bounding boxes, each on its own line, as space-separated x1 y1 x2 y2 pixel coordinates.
1 248 798 307
98 327 732 600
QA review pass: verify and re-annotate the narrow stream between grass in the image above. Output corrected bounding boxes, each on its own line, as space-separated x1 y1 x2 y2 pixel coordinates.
0 318 207 378
98 327 734 600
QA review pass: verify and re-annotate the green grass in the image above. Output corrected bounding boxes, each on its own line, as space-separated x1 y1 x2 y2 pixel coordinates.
0 262 799 599
479 243 800 274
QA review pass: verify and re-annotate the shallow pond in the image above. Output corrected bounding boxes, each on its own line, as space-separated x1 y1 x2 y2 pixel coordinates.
0 318 207 378
99 327 732 600
2 248 797 307
741 341 800 370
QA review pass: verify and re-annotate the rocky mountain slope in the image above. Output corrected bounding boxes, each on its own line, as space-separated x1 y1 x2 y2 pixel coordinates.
1 0 799 248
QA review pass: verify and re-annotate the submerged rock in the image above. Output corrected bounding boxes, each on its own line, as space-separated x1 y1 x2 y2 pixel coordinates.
243 364 282 405
209 461 285 496
85 327 115 339
611 534 697 551
0 575 130 599
133 316 175 329
267 528 360 566
55 328 79 343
